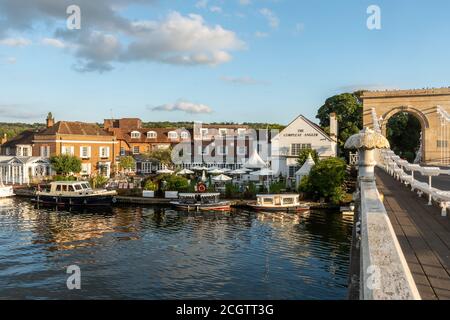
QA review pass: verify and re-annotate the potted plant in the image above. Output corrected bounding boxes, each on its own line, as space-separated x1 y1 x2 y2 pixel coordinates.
143 180 157 198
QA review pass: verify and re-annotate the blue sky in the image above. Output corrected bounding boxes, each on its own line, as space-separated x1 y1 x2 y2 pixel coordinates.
0 0 449 125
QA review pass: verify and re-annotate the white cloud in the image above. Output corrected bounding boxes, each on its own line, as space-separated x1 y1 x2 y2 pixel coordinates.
210 6 223 13
150 100 213 114
6 57 16 64
220 76 269 85
255 31 269 38
260 8 279 29
196 0 208 9
41 38 66 48
122 12 245 66
0 37 32 47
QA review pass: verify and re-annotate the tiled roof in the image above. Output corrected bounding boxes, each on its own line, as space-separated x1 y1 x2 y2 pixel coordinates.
1 130 37 147
38 121 112 136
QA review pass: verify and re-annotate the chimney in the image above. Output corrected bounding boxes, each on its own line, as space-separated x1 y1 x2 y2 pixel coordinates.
46 112 54 128
1 133 7 145
330 113 339 157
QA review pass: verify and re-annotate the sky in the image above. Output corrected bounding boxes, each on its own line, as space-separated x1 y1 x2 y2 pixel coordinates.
0 0 450 125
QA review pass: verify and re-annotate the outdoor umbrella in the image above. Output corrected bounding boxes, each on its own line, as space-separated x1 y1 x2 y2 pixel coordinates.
208 168 224 175
192 166 209 171
177 169 194 175
250 168 276 193
156 169 174 174
212 174 232 182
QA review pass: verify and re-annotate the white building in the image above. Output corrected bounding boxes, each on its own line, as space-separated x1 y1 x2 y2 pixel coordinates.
271 113 338 180
0 156 52 185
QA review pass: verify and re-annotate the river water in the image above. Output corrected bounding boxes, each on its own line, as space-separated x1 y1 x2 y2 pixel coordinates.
0 198 353 300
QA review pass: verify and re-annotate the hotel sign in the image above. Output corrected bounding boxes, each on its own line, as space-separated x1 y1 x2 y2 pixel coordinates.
283 129 318 138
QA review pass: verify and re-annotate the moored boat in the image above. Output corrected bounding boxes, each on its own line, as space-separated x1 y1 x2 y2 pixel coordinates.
171 193 231 211
0 185 14 198
247 194 309 212
32 181 117 207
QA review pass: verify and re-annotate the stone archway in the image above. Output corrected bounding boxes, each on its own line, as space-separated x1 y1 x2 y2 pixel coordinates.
362 88 450 165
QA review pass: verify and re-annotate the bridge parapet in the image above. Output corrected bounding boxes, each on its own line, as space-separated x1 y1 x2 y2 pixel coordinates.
345 128 421 300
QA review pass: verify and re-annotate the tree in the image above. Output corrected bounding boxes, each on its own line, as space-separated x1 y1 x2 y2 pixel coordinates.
148 148 173 167
316 93 363 157
299 157 347 204
297 148 320 166
386 112 421 163
50 154 82 176
119 156 136 172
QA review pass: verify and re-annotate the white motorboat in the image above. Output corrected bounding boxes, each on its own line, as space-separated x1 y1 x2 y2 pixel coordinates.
248 194 310 212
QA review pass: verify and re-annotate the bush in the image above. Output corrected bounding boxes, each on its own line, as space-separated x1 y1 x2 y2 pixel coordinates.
161 175 189 192
90 175 109 189
297 148 320 166
53 175 77 181
144 180 157 191
225 183 240 198
269 181 284 194
50 154 82 176
300 157 347 204
243 182 257 199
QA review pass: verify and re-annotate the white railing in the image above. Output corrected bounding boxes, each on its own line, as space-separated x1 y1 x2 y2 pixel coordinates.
371 107 450 216
378 150 450 216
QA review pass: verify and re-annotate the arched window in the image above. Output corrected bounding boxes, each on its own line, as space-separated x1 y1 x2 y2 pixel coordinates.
180 131 190 139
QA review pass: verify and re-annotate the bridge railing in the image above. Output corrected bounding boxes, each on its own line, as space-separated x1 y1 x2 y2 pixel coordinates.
345 128 421 300
378 150 450 216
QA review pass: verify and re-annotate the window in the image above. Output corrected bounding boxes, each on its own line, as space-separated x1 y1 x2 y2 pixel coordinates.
237 146 247 156
291 144 312 156
61 146 74 155
181 131 190 139
56 185 62 192
99 146 110 158
69 186 75 192
201 128 208 138
219 128 228 137
81 163 91 175
120 147 126 156
21 147 29 157
131 131 141 139
168 131 178 139
147 131 157 139
437 140 448 148
75 184 82 191
133 146 140 154
80 146 91 159
237 128 246 137
288 166 300 178
217 146 228 156
40 146 50 157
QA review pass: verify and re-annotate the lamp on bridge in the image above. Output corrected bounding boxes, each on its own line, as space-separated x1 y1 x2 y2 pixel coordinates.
344 127 390 181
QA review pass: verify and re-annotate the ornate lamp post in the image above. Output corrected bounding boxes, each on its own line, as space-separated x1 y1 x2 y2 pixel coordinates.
345 127 390 181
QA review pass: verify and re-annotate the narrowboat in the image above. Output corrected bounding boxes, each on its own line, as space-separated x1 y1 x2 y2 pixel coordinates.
32 181 117 207
171 193 231 211
247 194 310 212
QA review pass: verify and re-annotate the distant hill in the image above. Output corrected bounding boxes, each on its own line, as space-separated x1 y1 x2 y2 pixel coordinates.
0 121 286 141
0 122 45 139
141 121 286 131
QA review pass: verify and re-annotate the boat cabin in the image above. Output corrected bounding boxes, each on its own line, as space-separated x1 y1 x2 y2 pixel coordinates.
256 194 300 207
47 181 94 195
178 193 221 204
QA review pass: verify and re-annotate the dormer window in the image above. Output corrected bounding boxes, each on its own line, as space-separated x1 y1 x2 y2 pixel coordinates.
168 131 178 139
147 131 157 139
180 131 190 139
131 131 141 139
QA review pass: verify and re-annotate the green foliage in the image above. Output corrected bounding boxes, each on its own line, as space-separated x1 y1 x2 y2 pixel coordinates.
300 158 347 204
144 180 157 191
269 181 285 194
316 93 363 157
53 175 77 181
225 183 240 198
90 174 109 189
297 148 320 166
243 182 257 199
50 154 82 176
386 112 421 163
148 148 173 166
159 175 189 192
0 122 44 140
119 156 136 171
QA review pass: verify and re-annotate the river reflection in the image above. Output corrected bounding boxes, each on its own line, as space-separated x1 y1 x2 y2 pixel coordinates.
0 198 352 300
